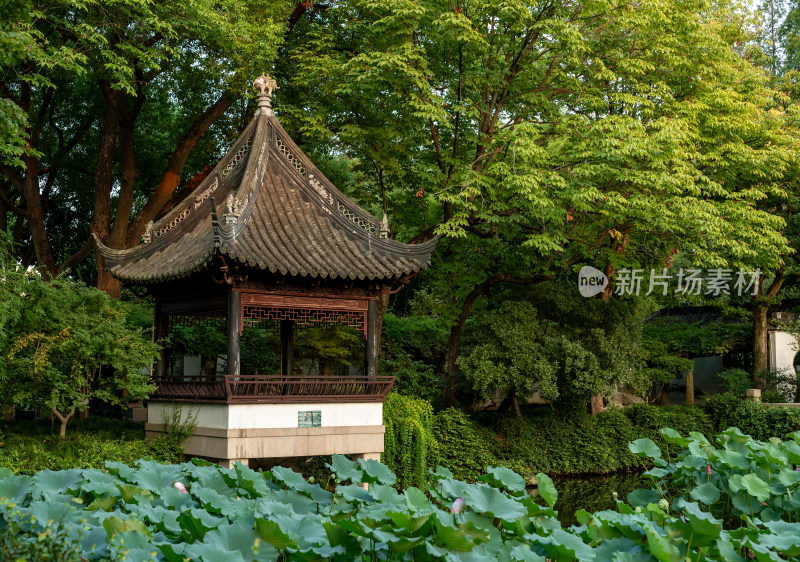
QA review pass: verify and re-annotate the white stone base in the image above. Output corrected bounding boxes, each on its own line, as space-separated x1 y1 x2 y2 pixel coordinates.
145 401 385 463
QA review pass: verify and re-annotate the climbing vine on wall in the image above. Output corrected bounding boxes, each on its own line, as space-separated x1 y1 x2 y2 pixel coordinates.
382 393 436 488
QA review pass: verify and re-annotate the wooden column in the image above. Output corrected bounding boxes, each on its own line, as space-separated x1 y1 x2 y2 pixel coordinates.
227 291 242 376
365 299 378 378
154 301 166 378
280 319 294 376
685 369 694 405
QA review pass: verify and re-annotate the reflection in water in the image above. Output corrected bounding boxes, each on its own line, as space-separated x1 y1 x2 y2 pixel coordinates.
532 472 648 526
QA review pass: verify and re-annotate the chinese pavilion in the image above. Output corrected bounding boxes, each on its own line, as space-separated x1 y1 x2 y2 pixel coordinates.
95 76 437 467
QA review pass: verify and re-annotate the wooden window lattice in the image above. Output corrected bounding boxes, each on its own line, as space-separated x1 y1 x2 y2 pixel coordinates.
163 310 226 334
242 305 366 339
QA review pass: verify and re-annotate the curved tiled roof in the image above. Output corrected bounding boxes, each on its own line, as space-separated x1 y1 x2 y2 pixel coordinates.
96 83 437 284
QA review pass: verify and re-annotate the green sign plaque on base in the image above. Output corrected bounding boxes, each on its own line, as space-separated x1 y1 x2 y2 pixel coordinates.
298 410 321 427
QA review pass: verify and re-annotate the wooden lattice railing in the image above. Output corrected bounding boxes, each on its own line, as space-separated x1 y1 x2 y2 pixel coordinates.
150 375 395 404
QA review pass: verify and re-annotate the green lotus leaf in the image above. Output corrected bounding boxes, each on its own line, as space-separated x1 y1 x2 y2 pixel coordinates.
255 518 297 549
434 514 474 552
764 444 788 466
593 537 647 561
108 529 157 562
507 542 547 561
689 482 720 505
659 428 690 446
186 523 271 562
643 467 668 479
387 511 431 533
777 468 800 487
462 484 527 521
105 461 136 481
741 474 771 502
714 534 746 562
730 490 762 515
721 427 750 442
103 514 152 538
628 438 662 460
233 464 270 498
674 500 721 539
89 495 118 512
337 483 374 503
535 473 558 509
194 487 235 515
778 441 800 465
119 484 153 505
713 449 749 470
525 529 595 561
687 441 709 460
132 461 185 490
78 469 119 497
177 506 225 541
32 468 83 498
156 486 197 512
358 458 397 485
270 466 333 505
641 522 677 562
327 454 364 483
626 489 660 508
0 474 33 504
398 487 427 512
482 466 527 495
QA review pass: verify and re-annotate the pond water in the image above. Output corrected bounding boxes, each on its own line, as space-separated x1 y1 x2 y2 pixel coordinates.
537 472 649 526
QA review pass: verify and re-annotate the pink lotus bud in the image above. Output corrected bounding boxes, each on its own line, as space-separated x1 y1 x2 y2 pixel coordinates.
706 465 712 475
173 481 188 494
451 497 465 514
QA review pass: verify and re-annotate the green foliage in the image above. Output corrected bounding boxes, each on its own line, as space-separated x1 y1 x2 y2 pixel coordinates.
458 289 661 408
0 507 85 562
0 261 160 435
630 427 800 531
147 405 199 465
495 406 711 477
3 445 800 560
705 393 800 440
718 368 757 397
433 408 501 482
387 396 715 484
0 419 165 474
382 393 437 489
380 313 447 404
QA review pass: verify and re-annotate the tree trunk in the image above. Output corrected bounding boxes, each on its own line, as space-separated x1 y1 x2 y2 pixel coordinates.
753 304 769 388
51 406 76 438
92 82 121 296
590 393 604 415
443 281 493 407
685 370 694 405
752 269 783 386
126 91 236 246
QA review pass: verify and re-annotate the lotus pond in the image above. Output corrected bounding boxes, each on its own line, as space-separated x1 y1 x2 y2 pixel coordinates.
2 428 800 560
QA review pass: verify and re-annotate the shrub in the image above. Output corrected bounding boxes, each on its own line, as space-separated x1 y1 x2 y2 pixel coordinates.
147 404 198 464
704 392 742 430
382 393 437 488
0 417 172 474
705 393 800 440
433 408 501 481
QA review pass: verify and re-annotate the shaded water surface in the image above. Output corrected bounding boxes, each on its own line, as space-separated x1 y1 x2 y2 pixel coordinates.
541 472 648 526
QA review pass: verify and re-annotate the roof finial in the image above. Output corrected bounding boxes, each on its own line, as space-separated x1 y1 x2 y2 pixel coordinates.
253 74 278 115
380 214 390 239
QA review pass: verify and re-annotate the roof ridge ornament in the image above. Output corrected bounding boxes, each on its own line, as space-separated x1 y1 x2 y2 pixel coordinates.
253 74 278 116
380 214 390 239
